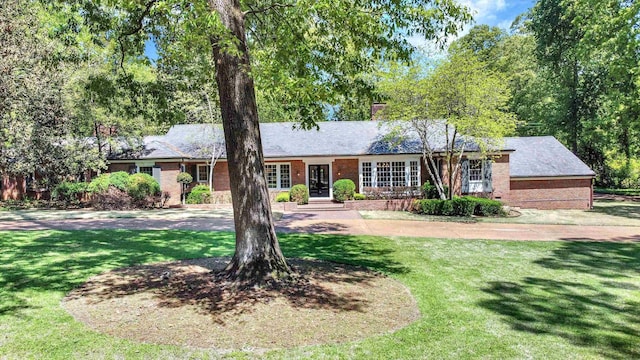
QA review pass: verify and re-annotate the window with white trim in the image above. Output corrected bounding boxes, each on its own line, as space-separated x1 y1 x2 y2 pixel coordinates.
265 163 291 189
197 165 210 182
361 159 421 189
468 159 483 193
138 166 153 176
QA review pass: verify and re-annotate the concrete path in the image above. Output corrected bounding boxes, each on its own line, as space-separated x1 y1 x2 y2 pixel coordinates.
0 210 638 242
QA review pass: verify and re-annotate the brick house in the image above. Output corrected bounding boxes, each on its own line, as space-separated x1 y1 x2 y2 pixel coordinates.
105 121 595 210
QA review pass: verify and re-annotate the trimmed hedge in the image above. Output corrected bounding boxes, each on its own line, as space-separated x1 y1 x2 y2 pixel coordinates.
354 193 366 200
276 192 290 202
290 184 309 205
414 196 505 217
186 184 212 204
109 171 130 191
333 179 356 202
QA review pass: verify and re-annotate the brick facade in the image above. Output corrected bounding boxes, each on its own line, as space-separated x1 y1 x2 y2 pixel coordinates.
507 178 593 210
332 159 359 192
491 155 510 201
1 175 25 200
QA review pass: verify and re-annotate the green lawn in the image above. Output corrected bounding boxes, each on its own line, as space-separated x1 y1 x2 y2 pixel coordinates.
1 230 638 359
595 188 640 196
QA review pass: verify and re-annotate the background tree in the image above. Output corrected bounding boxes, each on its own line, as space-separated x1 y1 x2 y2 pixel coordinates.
379 54 516 199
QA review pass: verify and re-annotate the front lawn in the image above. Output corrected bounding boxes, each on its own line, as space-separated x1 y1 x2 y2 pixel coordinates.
1 230 638 359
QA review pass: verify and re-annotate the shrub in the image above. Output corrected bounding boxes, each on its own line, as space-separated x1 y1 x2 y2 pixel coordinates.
127 173 160 201
52 181 88 203
290 184 309 205
108 171 130 191
176 172 193 184
333 179 356 202
421 181 448 199
275 192 290 202
91 187 132 210
452 197 476 217
354 193 366 200
87 174 111 194
469 196 505 216
186 184 212 204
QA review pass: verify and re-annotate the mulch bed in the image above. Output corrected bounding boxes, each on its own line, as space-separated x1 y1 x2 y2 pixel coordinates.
62 258 420 352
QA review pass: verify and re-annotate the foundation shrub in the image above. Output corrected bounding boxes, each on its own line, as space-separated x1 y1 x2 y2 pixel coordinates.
276 192 290 202
333 179 356 202
354 193 366 200
127 173 160 201
186 184 212 204
290 184 309 205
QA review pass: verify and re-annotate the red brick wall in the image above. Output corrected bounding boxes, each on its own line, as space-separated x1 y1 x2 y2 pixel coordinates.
158 162 181 205
1 175 25 200
289 160 306 186
332 159 359 192
508 178 593 210
492 155 510 201
212 162 230 191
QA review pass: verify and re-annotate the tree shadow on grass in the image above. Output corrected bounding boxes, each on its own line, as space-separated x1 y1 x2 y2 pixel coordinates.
590 202 640 220
1 229 408 317
479 241 640 359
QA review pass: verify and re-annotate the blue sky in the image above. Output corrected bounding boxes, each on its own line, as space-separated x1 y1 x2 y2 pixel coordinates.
409 0 536 50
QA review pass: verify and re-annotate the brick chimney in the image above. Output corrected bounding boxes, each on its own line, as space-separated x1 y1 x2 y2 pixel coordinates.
370 103 386 120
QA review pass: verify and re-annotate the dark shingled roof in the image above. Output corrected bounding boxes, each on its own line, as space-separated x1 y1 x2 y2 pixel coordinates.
109 121 594 179
505 136 595 178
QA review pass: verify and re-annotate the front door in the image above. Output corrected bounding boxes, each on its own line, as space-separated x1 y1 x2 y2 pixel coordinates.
308 165 330 197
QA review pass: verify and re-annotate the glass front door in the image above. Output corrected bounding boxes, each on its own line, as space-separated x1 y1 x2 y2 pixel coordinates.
308 165 330 197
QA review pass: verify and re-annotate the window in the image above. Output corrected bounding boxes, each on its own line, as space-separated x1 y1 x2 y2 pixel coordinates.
392 161 405 187
138 166 153 176
361 159 421 190
410 161 419 187
468 159 483 193
197 165 210 182
362 162 372 187
265 163 291 189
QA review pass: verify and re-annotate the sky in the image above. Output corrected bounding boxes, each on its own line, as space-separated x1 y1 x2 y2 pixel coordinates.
408 0 536 51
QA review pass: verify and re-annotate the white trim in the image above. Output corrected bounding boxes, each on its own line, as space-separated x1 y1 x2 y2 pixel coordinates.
264 162 292 190
303 160 333 199
358 156 421 191
196 164 210 183
511 176 594 181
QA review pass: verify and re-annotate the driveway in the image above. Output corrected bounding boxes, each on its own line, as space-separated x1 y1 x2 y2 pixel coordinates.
0 209 638 242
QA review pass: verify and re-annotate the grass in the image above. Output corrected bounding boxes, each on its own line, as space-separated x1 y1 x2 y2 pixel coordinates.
361 200 640 226
1 230 639 359
595 188 640 196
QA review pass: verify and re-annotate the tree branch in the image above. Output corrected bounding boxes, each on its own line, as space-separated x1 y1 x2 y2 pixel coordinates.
117 0 158 72
243 2 293 17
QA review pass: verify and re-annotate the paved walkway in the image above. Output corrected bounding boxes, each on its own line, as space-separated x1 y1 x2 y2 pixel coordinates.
0 210 638 242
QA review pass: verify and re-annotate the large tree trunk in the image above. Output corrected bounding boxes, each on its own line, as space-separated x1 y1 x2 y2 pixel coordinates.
208 0 291 283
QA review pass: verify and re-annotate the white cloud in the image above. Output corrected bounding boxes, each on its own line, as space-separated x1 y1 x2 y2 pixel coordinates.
461 0 507 24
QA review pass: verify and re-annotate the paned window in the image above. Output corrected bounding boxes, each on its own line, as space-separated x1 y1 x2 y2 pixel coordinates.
361 159 421 190
139 166 153 176
410 161 419 187
377 162 391 187
197 165 210 182
362 162 372 187
469 160 482 182
392 161 405 187
265 163 291 189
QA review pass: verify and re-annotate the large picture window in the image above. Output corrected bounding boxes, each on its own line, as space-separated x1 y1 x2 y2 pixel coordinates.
361 159 421 190
265 163 291 189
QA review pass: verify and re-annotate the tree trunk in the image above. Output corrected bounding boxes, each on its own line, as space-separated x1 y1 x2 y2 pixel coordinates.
208 0 291 283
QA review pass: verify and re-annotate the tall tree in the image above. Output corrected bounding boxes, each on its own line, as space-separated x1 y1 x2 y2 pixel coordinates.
75 0 472 284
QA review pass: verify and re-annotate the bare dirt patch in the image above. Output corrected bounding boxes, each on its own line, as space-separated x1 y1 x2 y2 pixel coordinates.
62 258 419 352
